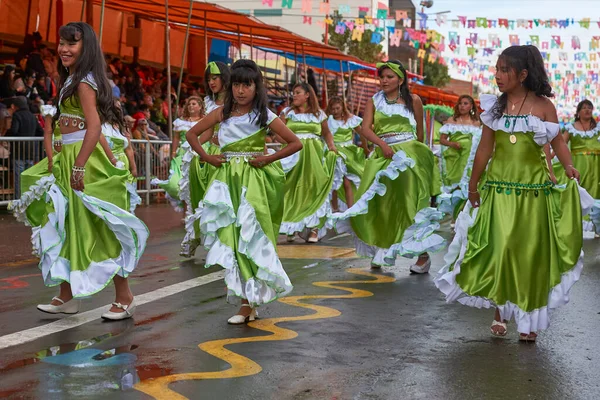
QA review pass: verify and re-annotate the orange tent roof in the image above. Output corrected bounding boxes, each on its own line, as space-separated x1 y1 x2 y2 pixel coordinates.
93 0 371 65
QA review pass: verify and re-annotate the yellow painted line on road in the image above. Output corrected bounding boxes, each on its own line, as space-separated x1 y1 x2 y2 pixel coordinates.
134 268 395 399
277 245 357 259
0 258 38 268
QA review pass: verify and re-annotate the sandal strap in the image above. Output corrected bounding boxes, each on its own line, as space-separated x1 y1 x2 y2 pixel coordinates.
491 320 507 328
52 296 65 304
240 304 252 308
111 302 128 310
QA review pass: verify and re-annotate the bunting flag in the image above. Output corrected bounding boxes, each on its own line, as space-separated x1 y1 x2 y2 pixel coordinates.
262 0 273 6
282 0 293 9
301 0 312 13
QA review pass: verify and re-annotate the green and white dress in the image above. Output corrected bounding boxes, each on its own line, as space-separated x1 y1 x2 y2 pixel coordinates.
8 73 149 298
328 114 365 209
435 94 592 334
179 97 223 256
438 124 482 217
330 91 445 266
556 123 600 236
199 109 292 305
150 118 189 212
280 108 338 237
103 125 141 213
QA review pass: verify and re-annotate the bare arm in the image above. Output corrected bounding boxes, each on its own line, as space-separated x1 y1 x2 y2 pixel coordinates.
44 116 54 171
321 119 337 152
544 101 578 180
124 131 137 176
72 83 102 190
186 109 224 166
172 130 181 158
412 94 425 143
543 144 557 183
99 135 117 165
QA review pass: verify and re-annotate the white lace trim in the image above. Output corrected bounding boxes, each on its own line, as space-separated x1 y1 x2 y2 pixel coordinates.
126 182 141 213
282 107 327 124
328 115 362 134
8 175 56 225
564 123 600 138
439 124 482 136
200 181 293 306
434 204 583 334
372 91 417 128
31 184 148 297
479 94 559 146
334 208 445 266
173 118 197 133
180 142 200 247
40 105 57 118
279 196 332 239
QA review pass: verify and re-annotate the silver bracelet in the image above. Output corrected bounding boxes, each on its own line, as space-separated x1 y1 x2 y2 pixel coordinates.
72 166 86 173
468 189 478 194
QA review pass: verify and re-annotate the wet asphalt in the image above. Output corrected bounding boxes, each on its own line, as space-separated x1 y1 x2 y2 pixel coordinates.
0 204 599 400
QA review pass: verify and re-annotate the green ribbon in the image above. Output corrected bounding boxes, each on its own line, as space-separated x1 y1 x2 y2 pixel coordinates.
376 62 405 80
206 61 220 75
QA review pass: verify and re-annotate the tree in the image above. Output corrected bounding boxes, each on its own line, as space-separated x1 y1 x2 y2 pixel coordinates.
323 11 385 63
423 59 451 88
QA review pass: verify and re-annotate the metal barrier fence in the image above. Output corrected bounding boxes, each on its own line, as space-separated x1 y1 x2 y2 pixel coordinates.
0 137 173 207
0 137 283 207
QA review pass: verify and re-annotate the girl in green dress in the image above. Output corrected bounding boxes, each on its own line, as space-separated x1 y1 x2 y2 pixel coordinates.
279 83 338 243
435 45 589 342
560 100 600 237
330 60 444 272
9 22 148 320
326 96 368 211
185 60 302 324
438 95 482 220
180 63 229 258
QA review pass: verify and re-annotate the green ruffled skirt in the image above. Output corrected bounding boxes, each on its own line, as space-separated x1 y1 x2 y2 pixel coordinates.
331 139 445 266
9 140 149 297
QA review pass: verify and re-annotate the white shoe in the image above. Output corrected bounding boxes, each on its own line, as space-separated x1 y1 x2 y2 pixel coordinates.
450 222 456 229
409 257 431 274
180 238 201 258
307 229 319 243
286 234 295 243
228 304 258 325
37 297 80 314
101 298 136 321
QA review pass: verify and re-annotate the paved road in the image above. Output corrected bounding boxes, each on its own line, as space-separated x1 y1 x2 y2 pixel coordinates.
1 204 599 400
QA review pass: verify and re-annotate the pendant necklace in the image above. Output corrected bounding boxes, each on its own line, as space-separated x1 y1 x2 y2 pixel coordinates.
507 91 529 144
508 94 526 111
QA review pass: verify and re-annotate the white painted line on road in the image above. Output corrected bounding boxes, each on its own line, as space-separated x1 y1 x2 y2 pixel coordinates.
0 270 225 350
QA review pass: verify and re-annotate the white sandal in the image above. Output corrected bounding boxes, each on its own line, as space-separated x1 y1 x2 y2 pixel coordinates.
228 304 258 325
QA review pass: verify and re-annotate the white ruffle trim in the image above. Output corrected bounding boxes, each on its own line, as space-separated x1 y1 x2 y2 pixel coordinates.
8 175 56 225
34 185 149 298
434 203 583 334
279 195 332 238
439 124 482 135
151 169 183 212
126 182 141 213
282 107 327 124
330 150 416 222
333 153 361 190
40 105 57 118
328 115 363 134
565 123 600 138
372 91 417 128
335 208 445 266
479 94 559 146
173 118 196 133
280 151 300 174
200 181 293 306
589 199 600 235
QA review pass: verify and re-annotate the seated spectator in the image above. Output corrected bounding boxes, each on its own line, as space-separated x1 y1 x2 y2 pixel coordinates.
0 66 16 100
34 74 51 102
107 72 120 99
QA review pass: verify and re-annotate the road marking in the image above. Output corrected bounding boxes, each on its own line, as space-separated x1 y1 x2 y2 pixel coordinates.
278 245 357 259
0 258 38 268
0 270 224 350
135 268 396 399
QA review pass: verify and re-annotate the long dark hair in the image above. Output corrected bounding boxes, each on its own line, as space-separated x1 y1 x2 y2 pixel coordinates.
377 60 413 115
453 94 478 122
222 59 269 128
574 99 597 129
54 22 123 130
204 61 231 100
492 45 553 119
290 82 321 118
